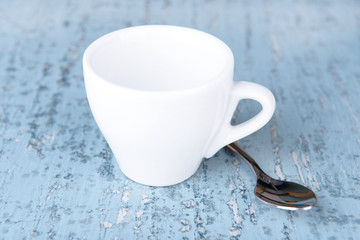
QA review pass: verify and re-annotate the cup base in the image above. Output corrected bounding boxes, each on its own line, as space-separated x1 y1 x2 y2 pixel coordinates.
119 162 202 187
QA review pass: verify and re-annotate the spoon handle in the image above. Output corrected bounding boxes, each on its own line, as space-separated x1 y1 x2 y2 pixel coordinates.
228 142 267 179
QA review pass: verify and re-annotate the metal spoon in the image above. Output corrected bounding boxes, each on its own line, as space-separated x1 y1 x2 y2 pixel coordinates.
227 142 317 210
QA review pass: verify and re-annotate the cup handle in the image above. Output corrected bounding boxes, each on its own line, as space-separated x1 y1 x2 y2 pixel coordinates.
204 81 276 158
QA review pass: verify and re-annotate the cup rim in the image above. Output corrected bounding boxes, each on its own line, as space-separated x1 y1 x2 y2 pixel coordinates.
83 25 234 93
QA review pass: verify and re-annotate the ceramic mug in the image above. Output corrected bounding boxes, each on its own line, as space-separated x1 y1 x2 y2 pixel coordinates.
83 25 275 186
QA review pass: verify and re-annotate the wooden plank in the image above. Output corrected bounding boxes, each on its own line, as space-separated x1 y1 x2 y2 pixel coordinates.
0 0 359 239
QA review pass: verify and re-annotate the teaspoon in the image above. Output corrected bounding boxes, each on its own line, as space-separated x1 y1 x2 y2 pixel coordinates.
227 142 317 210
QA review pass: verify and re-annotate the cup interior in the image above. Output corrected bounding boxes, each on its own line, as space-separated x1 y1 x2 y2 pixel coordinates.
84 25 233 91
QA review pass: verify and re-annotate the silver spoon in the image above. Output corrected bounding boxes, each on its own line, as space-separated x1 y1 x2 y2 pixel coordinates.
227 142 317 210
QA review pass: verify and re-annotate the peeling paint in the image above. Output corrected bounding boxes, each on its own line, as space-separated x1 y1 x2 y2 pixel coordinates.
180 219 191 232
182 199 196 208
116 208 129 224
292 151 305 184
100 221 113 228
0 1 359 239
122 191 130 203
227 198 244 226
275 164 286 180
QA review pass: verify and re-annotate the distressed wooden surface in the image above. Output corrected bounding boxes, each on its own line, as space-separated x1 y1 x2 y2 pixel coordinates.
0 0 359 239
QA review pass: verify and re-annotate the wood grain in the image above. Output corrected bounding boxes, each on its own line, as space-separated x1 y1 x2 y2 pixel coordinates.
0 0 359 239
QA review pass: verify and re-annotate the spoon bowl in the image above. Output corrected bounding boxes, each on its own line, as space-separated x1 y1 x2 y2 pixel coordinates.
228 142 317 210
255 179 317 210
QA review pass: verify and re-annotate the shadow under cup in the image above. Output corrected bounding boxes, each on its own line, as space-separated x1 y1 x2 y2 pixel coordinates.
83 25 235 186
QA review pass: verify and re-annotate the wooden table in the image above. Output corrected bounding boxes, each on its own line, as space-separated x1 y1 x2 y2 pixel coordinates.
1 0 359 239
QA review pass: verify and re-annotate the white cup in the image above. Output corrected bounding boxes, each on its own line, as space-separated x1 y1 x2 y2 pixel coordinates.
83 25 275 186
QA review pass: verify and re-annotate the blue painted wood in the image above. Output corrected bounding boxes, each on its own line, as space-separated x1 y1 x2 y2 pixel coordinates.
0 0 359 239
